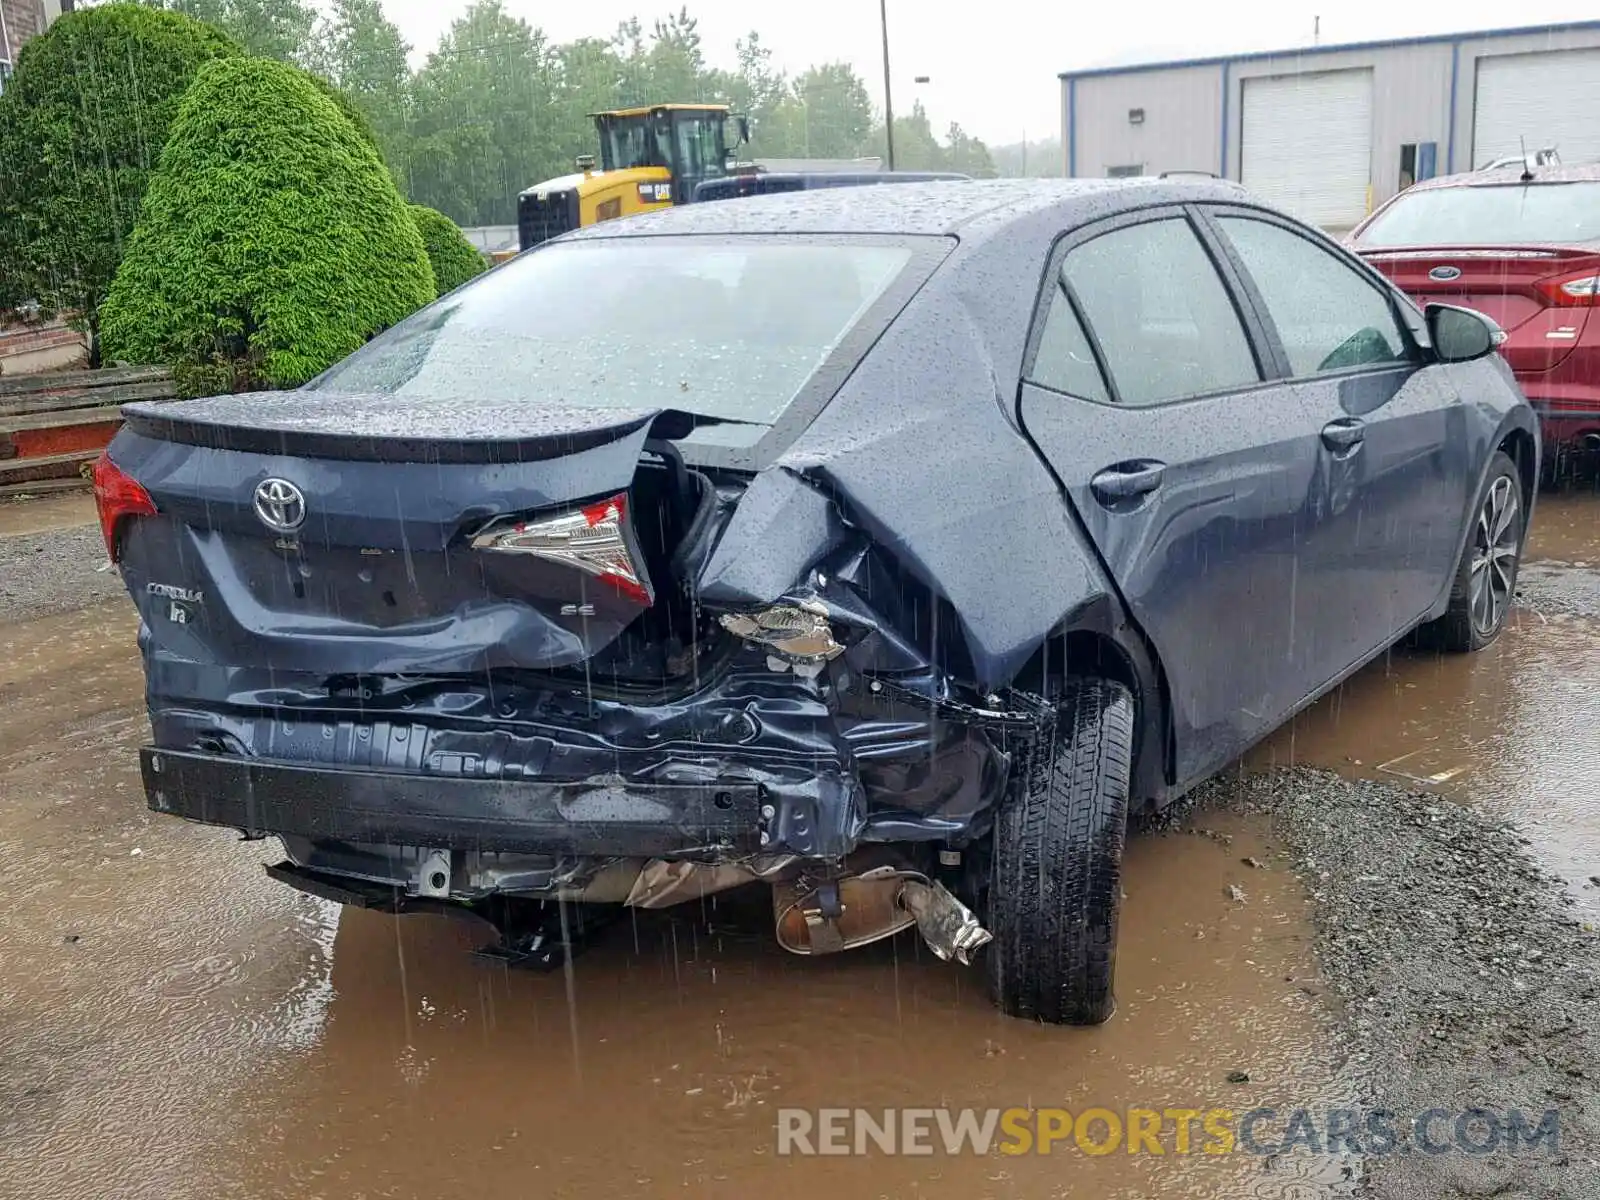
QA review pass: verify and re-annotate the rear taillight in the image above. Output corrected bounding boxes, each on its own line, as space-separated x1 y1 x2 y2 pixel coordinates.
91 453 157 562
1534 269 1600 307
470 492 651 604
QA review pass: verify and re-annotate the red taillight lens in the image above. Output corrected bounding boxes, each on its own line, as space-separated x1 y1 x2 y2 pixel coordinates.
91 453 157 562
1534 269 1600 307
470 492 651 605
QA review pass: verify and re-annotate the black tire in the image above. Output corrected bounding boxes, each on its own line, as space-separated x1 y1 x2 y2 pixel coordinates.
1422 451 1526 653
988 677 1133 1025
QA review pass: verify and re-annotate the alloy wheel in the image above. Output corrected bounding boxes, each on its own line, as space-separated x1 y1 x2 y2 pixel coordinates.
1468 475 1520 637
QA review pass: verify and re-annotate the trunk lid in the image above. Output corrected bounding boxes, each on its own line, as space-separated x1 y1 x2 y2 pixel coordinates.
111 391 718 680
1359 246 1598 374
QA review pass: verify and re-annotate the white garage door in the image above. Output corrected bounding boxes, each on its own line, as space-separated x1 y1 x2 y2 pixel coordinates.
1473 49 1600 169
1241 69 1373 229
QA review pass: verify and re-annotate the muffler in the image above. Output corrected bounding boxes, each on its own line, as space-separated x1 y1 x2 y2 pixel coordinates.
773 868 992 964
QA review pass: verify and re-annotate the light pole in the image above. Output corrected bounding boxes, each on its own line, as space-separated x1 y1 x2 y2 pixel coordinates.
879 0 895 170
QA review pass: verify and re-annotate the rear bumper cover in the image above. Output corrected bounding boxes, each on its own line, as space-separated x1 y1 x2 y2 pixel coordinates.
142 747 777 858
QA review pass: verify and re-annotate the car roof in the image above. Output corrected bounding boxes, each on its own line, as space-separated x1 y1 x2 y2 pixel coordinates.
1405 163 1600 192
561 177 1253 242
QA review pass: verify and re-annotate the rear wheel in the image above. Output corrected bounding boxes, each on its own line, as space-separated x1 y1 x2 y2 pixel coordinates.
1424 451 1525 653
988 678 1133 1025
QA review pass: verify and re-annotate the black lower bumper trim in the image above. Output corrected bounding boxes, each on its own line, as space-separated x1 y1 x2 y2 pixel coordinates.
1530 402 1600 422
143 747 767 856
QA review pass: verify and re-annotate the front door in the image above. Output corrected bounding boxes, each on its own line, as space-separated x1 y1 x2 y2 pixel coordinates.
1200 208 1473 678
1018 209 1357 782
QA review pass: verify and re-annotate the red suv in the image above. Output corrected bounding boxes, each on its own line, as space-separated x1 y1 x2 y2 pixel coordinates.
1351 165 1600 473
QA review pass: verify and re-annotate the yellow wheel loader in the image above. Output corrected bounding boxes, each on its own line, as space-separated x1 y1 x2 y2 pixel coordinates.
514 104 750 254
511 103 967 256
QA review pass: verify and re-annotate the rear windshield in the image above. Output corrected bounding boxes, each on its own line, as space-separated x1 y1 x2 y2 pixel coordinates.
308 236 920 425
1357 182 1600 248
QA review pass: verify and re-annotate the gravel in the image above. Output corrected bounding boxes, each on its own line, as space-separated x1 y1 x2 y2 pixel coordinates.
1516 561 1600 620
0 524 122 624
1197 768 1600 1200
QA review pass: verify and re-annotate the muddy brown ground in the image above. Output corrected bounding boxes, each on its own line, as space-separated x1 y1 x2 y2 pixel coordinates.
1 484 1596 1199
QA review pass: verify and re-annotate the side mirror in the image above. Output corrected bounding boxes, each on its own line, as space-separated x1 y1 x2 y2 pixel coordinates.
735 115 751 145
1426 303 1501 363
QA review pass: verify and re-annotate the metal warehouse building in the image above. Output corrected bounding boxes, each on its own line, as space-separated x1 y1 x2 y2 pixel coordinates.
1059 21 1600 229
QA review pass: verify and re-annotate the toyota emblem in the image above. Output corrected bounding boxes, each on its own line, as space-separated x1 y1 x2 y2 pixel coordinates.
253 478 306 533
1429 265 1463 281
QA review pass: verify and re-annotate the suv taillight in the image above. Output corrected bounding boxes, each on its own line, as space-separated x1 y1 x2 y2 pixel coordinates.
470 492 651 604
1534 268 1600 307
91 453 157 562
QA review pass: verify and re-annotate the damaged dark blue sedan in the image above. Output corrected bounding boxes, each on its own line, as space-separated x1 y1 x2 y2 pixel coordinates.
97 179 1537 1024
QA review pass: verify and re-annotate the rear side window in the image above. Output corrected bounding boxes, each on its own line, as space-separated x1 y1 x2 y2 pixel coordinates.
1063 218 1260 406
1030 291 1110 402
1218 217 1409 376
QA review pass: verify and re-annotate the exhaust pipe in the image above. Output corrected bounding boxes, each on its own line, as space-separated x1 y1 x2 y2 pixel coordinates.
773 866 992 964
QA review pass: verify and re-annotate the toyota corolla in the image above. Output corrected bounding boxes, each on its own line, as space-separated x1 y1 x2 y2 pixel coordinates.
96 179 1537 1025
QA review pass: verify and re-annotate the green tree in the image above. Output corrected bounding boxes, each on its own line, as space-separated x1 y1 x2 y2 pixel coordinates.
643 7 712 102
0 4 241 359
863 100 946 170
309 0 412 183
162 0 315 62
944 122 997 177
990 137 1065 179
551 35 629 157
101 56 434 392
724 31 784 140
766 63 874 159
409 205 489 294
407 0 557 225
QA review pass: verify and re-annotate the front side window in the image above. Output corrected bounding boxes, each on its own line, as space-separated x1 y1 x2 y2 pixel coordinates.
1218 216 1410 376
1062 218 1261 406
674 114 728 182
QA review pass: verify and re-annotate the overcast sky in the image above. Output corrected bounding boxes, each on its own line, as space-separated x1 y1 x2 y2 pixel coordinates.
375 0 1600 145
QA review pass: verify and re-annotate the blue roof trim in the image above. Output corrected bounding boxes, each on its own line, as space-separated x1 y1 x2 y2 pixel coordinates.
1058 19 1600 80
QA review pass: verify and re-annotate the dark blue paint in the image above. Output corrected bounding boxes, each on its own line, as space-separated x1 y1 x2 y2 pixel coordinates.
108 179 1537 878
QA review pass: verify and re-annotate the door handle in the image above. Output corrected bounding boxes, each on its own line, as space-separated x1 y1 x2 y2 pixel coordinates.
1090 461 1166 503
1321 418 1366 453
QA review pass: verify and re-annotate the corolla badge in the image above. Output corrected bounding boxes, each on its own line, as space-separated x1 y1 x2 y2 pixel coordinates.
1429 265 1463 281
253 478 306 533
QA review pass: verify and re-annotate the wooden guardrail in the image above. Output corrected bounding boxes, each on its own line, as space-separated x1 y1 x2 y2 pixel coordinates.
0 365 176 494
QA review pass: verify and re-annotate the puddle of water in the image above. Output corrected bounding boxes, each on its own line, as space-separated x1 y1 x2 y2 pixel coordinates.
0 606 1347 1200
1526 485 1600 565
1248 610 1600 912
0 492 97 539
215 813 1345 1200
0 605 340 1200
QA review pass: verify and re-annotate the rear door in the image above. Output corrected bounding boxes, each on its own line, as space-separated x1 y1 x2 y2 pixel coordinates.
1017 207 1346 782
1202 207 1473 677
